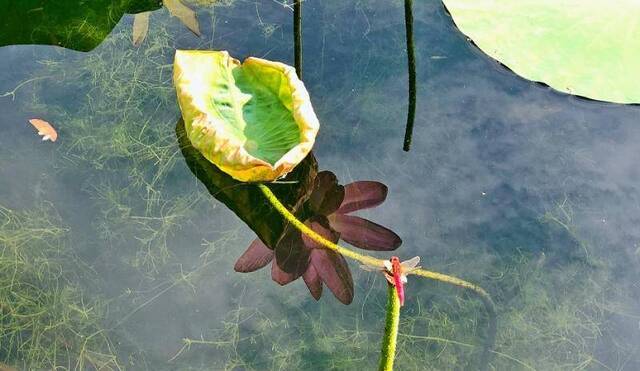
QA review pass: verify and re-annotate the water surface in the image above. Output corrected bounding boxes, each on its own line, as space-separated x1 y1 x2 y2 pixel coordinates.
1 1 640 370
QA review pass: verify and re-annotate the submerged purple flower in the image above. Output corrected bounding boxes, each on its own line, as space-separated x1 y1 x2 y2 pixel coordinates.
234 171 401 304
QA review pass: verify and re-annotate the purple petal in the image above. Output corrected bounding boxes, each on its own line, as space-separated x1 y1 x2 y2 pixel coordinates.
337 181 388 214
234 239 274 272
308 171 345 215
311 249 354 304
301 217 340 250
275 227 310 277
330 214 402 251
271 261 299 285
302 264 323 300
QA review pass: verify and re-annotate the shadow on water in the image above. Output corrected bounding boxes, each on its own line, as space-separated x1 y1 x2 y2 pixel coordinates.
176 118 317 249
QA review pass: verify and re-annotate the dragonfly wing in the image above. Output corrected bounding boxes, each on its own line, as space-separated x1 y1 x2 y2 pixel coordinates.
400 256 420 270
400 256 421 279
359 263 383 272
383 260 393 272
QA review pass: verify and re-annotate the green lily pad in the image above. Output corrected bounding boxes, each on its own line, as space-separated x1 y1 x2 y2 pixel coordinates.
443 0 640 103
174 50 320 182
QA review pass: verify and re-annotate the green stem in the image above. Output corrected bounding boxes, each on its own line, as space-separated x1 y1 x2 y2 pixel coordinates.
257 183 496 369
379 283 401 371
402 0 416 151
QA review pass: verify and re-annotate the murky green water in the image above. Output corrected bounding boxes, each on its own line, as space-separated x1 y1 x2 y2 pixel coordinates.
1 1 640 370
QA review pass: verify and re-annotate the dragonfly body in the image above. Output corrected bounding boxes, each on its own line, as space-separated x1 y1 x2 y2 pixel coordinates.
390 257 405 306
362 256 420 307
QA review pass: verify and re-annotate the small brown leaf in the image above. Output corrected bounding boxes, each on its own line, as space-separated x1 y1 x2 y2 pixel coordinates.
132 12 151 47
28 118 58 142
164 0 201 36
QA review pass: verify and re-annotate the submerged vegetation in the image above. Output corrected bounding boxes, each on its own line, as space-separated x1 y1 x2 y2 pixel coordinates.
0 204 119 370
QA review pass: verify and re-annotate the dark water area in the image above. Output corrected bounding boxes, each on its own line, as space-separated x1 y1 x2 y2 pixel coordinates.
1 1 640 370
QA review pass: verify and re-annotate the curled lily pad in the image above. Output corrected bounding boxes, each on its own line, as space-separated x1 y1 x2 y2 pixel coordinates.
443 0 640 103
174 50 320 182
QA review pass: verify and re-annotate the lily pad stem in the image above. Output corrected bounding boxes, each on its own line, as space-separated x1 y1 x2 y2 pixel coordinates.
402 0 416 151
258 183 496 369
293 0 303 78
379 283 401 371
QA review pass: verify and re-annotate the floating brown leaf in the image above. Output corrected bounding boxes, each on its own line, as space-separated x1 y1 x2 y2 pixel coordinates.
28 118 58 142
164 0 201 36
132 12 151 46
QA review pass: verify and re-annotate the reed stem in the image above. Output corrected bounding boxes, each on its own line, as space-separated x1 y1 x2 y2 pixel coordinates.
293 0 303 78
402 0 417 151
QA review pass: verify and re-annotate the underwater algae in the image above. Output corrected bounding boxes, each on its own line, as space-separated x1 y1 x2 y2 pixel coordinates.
0 204 120 370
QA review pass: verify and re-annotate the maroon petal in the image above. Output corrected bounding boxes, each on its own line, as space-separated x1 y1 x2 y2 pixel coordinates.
311 249 354 304
275 227 310 277
337 181 388 214
330 214 402 251
308 171 345 215
302 264 323 300
234 239 274 272
271 261 299 285
301 217 340 250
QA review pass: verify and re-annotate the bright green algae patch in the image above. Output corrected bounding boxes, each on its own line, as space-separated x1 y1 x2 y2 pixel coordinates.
443 0 640 104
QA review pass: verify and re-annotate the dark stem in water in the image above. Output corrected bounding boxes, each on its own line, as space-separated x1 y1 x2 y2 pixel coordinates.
294 0 303 79
402 0 416 151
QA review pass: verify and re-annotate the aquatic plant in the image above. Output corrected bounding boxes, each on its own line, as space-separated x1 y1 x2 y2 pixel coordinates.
257 183 496 370
234 171 402 304
176 96 494 368
170 3 495 368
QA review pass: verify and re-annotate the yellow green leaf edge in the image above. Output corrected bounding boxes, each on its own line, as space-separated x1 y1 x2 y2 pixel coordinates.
443 0 640 104
173 50 320 182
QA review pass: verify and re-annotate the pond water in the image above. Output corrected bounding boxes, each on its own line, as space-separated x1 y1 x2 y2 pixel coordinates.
2 1 640 370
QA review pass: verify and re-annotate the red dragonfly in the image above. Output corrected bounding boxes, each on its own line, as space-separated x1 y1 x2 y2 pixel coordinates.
361 256 421 306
